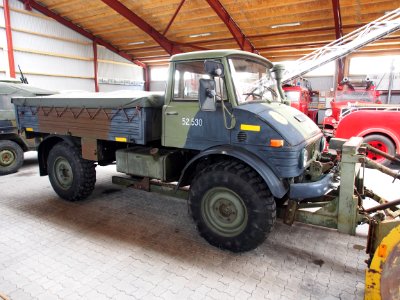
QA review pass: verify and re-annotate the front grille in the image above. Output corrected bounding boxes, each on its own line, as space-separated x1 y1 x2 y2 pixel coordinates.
306 138 319 160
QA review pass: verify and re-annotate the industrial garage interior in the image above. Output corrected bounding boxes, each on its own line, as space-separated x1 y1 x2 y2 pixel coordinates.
1 1 400 299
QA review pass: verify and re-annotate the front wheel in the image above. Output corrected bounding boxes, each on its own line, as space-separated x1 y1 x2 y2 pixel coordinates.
364 134 396 166
189 161 276 252
0 140 24 175
47 142 96 201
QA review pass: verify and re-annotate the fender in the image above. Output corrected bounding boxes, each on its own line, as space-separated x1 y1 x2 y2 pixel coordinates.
37 135 79 176
178 145 288 199
0 133 29 151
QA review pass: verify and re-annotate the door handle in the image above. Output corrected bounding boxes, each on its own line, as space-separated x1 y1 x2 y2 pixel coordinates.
166 111 179 115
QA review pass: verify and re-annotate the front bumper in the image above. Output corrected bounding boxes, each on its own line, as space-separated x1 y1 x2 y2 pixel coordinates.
289 172 338 201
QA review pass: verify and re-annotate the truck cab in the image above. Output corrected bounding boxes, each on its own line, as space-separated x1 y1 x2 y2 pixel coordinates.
161 51 327 181
323 78 380 138
283 85 316 122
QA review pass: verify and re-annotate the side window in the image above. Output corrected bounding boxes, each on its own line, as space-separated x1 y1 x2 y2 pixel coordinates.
173 60 226 101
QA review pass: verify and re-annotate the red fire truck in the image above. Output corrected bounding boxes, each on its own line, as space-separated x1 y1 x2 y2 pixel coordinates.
322 79 399 165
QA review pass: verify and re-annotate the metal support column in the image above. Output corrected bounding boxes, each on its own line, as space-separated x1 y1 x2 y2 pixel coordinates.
332 0 344 85
3 0 15 78
92 42 99 92
144 66 150 91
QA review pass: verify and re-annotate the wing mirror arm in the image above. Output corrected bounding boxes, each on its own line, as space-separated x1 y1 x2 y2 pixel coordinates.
206 88 216 99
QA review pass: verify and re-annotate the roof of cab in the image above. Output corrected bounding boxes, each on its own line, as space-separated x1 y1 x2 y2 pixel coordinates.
170 49 272 66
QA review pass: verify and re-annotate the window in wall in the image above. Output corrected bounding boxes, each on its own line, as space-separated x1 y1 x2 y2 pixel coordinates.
150 67 169 81
349 56 400 75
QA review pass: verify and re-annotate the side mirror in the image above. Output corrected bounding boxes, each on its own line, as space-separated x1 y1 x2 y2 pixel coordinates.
204 60 224 77
199 79 216 111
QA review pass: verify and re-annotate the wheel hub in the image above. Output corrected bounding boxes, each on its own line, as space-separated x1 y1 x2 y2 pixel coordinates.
54 157 73 189
216 200 237 221
0 149 15 167
202 187 248 237
366 140 388 162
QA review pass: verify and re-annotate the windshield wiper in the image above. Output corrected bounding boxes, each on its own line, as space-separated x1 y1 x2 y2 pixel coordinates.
243 85 278 103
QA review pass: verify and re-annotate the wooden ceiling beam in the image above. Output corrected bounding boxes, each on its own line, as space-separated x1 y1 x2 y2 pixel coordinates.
205 0 257 53
101 0 182 55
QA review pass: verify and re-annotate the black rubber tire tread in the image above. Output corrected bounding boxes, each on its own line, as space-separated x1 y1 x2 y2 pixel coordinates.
47 142 96 201
189 160 276 252
0 140 24 176
364 134 396 167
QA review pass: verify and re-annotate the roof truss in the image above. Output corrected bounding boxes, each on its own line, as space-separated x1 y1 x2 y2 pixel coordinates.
206 0 257 53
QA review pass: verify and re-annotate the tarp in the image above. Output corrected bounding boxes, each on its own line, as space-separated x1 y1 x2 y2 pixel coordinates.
12 90 165 109
0 82 55 96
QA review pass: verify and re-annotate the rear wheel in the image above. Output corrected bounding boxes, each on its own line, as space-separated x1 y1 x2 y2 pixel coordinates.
364 134 395 166
47 142 96 201
189 160 276 252
0 140 24 175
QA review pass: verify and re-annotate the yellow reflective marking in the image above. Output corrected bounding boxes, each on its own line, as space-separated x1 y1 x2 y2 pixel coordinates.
26 127 33 132
240 124 260 132
115 137 127 142
378 244 387 258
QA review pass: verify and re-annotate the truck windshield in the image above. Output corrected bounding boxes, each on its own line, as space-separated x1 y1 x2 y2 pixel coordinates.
284 91 300 103
228 57 280 105
335 90 376 102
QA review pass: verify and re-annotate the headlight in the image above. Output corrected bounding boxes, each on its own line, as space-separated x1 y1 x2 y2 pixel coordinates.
325 109 332 117
299 148 308 168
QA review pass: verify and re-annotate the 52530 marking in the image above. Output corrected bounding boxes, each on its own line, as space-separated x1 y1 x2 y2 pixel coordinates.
182 118 203 126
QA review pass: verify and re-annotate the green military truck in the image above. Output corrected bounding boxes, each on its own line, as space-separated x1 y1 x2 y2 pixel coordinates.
12 50 335 252
0 79 54 175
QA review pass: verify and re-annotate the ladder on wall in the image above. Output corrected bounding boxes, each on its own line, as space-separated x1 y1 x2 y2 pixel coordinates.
281 8 400 83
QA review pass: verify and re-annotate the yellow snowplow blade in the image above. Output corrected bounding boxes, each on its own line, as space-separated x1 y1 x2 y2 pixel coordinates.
365 225 400 300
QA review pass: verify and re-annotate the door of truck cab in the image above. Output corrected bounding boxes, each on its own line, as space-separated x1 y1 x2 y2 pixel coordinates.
163 59 231 150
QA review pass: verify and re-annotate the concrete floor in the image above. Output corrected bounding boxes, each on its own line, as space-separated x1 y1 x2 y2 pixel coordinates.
0 152 399 300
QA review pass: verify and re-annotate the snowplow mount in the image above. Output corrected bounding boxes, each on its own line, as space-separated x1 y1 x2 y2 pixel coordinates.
282 137 400 246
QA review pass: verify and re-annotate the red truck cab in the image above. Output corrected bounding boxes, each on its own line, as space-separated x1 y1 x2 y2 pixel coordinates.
323 79 380 137
283 85 317 122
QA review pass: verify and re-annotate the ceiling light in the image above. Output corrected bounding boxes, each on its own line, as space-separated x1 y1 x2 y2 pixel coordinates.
271 22 301 29
188 32 211 38
128 41 145 45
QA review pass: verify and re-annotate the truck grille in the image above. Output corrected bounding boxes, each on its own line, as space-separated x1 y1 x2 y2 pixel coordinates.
306 138 319 160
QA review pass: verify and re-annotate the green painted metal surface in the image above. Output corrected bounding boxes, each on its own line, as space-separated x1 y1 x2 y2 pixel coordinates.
116 147 187 182
284 137 367 233
200 187 248 238
170 49 272 66
337 137 363 235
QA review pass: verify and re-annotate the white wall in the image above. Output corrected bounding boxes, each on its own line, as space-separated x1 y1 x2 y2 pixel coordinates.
0 5 8 78
0 0 144 92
